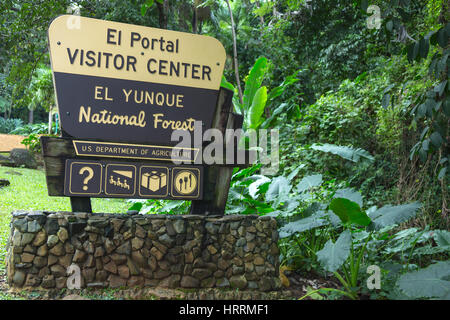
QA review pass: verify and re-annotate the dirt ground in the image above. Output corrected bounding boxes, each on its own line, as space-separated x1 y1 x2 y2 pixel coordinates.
0 134 26 152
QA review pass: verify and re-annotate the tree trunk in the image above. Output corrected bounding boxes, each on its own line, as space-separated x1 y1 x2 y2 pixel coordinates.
225 0 243 105
48 108 53 134
192 5 198 34
156 0 169 29
28 108 34 124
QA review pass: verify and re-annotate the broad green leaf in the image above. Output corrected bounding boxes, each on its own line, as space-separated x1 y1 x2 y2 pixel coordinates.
444 97 450 117
265 176 291 208
434 80 447 97
397 261 450 299
260 103 287 128
419 126 429 140
437 28 448 48
369 202 422 230
425 98 435 117
413 245 450 257
437 166 447 180
413 41 421 61
386 20 393 32
279 211 328 238
407 43 416 62
296 174 322 193
245 86 267 129
416 102 427 118
329 198 371 226
280 198 300 213
286 165 305 182
157 200 186 213
128 201 143 212
243 56 268 112
248 175 270 199
317 230 352 272
430 132 443 148
311 143 374 162
221 75 235 91
419 37 429 58
433 230 450 247
140 0 154 16
382 93 390 109
267 73 299 101
334 188 363 207
422 139 429 151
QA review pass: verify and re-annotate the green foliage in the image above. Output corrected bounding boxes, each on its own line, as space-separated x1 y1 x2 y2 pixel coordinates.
245 86 267 130
397 260 450 299
225 56 298 130
311 143 375 163
229 141 447 299
128 199 190 215
329 198 371 227
10 122 47 135
369 202 422 230
0 116 23 133
316 230 352 273
25 66 54 112
9 122 50 152
21 133 48 153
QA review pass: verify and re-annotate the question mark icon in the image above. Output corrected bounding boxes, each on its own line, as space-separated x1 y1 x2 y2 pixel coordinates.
79 166 94 191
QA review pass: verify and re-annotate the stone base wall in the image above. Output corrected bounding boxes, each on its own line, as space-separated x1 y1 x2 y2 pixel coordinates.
6 211 281 291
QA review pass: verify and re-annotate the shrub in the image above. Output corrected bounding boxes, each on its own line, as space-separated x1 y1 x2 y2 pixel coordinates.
10 122 47 135
0 117 23 133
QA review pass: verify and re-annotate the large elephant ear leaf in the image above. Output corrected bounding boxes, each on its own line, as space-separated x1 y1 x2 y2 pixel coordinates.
334 188 363 207
396 261 450 299
317 230 352 272
296 174 322 193
329 198 371 226
369 202 422 230
265 176 291 208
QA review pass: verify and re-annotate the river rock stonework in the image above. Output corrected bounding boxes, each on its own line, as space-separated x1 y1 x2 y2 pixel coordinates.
6 211 281 291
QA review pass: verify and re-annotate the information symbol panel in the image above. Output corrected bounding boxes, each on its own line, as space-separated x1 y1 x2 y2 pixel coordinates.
104 164 136 196
171 167 201 198
64 159 203 200
67 162 102 196
139 166 169 197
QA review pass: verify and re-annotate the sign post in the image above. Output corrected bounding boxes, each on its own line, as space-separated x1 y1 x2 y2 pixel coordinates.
42 15 248 214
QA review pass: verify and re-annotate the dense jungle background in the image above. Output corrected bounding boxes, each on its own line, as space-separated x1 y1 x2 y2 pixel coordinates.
0 0 449 300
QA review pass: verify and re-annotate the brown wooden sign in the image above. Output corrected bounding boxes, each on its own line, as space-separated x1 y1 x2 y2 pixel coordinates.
64 159 203 199
44 16 240 214
48 15 226 145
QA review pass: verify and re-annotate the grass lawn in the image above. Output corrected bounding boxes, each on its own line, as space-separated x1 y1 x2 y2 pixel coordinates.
0 165 129 273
